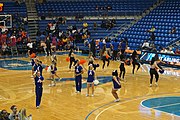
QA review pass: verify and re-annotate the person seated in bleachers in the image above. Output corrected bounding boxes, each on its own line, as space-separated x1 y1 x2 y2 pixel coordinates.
147 26 156 33
175 48 180 55
166 47 174 54
141 40 150 50
19 108 32 120
8 105 20 120
169 27 176 34
0 109 10 120
160 48 167 53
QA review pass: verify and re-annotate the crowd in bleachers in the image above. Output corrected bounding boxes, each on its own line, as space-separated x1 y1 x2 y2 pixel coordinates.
0 105 32 120
0 13 29 56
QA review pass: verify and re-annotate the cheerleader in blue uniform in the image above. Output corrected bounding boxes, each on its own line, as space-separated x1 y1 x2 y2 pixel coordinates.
33 71 44 109
111 70 121 102
119 54 126 81
49 61 60 87
69 49 77 70
86 64 95 97
32 58 39 79
88 52 99 71
75 60 84 93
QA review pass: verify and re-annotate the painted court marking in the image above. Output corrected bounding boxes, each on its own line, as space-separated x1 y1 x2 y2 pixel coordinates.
141 96 180 117
84 92 180 120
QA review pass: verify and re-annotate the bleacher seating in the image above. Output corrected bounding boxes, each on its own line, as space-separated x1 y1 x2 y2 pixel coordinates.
38 19 133 40
36 0 157 16
2 2 27 17
119 0 180 50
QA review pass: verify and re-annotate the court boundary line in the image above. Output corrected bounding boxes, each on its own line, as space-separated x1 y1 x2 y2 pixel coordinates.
140 96 180 117
84 92 180 120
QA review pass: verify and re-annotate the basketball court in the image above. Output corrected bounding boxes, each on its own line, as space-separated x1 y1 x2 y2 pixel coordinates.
0 52 179 120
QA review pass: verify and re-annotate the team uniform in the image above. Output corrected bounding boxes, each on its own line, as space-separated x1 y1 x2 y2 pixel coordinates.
102 51 110 69
131 55 140 74
37 64 43 76
87 70 95 84
69 52 77 69
112 76 121 90
51 65 57 75
34 75 44 108
119 60 125 80
149 60 159 86
88 56 99 70
75 65 83 92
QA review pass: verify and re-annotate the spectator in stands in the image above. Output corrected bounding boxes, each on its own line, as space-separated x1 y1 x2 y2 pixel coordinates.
0 109 10 120
166 48 174 54
93 22 97 31
141 40 150 50
1 42 7 55
9 105 20 120
27 41 34 56
19 108 32 120
147 26 156 33
175 48 180 55
169 27 176 34
150 44 157 52
160 47 167 53
150 33 155 43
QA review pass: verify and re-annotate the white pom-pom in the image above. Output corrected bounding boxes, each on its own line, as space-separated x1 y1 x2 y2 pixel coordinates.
94 80 99 85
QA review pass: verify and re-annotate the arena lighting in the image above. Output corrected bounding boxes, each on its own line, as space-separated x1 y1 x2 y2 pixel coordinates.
0 3 3 12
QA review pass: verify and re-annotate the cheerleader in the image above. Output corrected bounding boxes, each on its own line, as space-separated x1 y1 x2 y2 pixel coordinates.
33 71 44 108
111 70 121 102
86 64 95 97
75 60 84 93
149 57 162 87
69 49 77 70
131 50 140 74
49 61 60 87
88 52 99 70
119 54 126 81
102 46 110 69
32 58 39 77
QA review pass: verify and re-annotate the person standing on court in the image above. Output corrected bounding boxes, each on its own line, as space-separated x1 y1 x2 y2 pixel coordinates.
112 39 119 61
131 50 140 74
45 35 52 56
74 60 84 93
89 39 96 58
33 71 44 109
86 64 95 97
111 70 121 102
149 56 162 87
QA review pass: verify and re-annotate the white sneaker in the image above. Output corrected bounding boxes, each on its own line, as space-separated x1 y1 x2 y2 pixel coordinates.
48 84 52 87
91 94 94 97
86 94 89 97
36 106 39 109
149 84 152 87
114 98 120 102
155 82 158 87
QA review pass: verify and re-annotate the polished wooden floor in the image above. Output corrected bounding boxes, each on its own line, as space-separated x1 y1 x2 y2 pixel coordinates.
0 54 180 120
